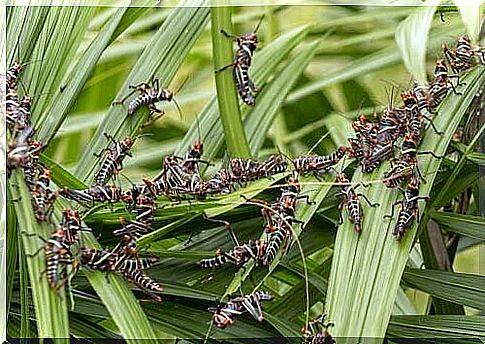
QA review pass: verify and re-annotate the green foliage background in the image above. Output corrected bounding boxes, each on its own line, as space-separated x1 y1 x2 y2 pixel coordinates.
4 1 485 342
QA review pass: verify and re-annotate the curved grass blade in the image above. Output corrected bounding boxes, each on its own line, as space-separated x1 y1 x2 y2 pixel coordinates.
5 188 18 322
402 269 485 310
245 41 320 155
18 239 31 338
264 313 301 338
432 123 485 208
8 172 70 340
204 172 289 217
395 3 437 84
211 3 250 158
70 314 122 339
40 154 87 190
325 67 485 338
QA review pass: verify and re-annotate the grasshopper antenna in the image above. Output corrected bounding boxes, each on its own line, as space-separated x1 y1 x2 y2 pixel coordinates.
306 131 331 155
253 14 265 34
172 75 189 120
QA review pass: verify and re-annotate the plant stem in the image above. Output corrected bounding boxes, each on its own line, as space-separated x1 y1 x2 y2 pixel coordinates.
211 2 251 158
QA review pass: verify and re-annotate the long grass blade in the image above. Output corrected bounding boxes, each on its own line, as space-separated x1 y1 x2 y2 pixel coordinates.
388 315 485 338
287 24 463 104
211 3 251 158
9 172 70 340
402 269 485 310
245 41 319 155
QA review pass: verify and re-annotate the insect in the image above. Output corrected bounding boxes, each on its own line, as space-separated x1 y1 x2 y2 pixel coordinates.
258 177 310 266
229 154 288 183
59 185 124 207
79 239 163 301
219 16 264 105
374 107 403 146
403 90 442 138
94 134 136 186
113 182 157 238
61 208 87 246
211 291 273 329
255 154 288 179
112 77 181 124
6 86 20 132
229 158 262 184
302 314 336 344
32 169 57 222
7 126 37 176
335 172 379 232
121 266 164 302
179 140 212 176
22 139 45 191
113 216 154 239
6 62 23 90
80 247 159 272
428 59 460 111
359 142 395 173
293 146 347 178
199 239 267 268
26 227 74 289
195 168 235 197
442 35 474 74
413 81 432 115
385 177 429 241
349 114 378 159
16 95 33 131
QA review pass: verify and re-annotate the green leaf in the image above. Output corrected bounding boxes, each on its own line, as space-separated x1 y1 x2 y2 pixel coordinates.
25 5 98 120
388 315 485 338
245 41 320 155
431 211 485 240
40 154 88 190
9 172 70 339
18 239 31 338
325 67 485 338
6 6 50 64
204 172 289 217
5 188 18 320
403 268 485 310
466 152 485 165
211 3 251 158
395 3 437 83
264 313 301 338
